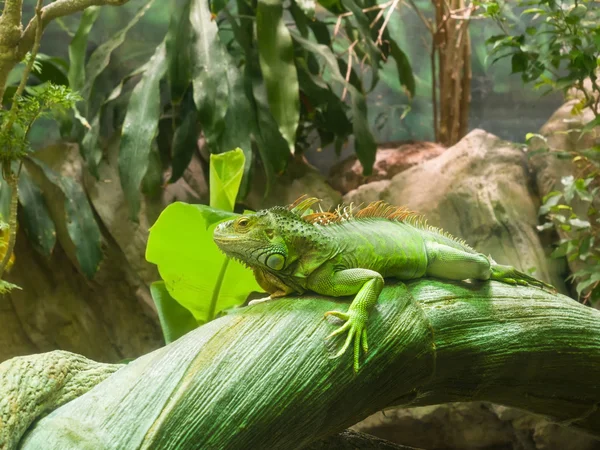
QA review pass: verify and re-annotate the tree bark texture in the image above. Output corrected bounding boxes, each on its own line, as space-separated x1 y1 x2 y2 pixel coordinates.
10 280 600 449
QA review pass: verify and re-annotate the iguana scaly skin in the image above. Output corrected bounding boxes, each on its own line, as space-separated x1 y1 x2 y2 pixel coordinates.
213 196 554 372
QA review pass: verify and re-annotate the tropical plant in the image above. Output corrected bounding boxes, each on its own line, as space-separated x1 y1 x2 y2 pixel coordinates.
146 149 262 343
70 0 415 223
479 0 600 303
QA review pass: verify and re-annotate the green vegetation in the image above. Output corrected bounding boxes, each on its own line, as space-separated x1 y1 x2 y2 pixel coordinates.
480 0 600 303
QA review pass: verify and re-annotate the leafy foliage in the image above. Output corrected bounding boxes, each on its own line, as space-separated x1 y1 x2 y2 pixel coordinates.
480 0 600 112
72 0 414 217
482 0 600 303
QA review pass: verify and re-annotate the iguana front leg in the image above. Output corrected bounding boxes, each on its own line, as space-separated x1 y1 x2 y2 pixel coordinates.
307 266 384 372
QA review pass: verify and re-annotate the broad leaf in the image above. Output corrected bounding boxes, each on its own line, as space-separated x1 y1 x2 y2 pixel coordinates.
119 42 168 221
150 280 198 344
387 40 415 98
68 7 100 92
146 202 262 323
209 148 245 211
213 62 255 198
247 57 289 184
18 168 56 257
82 0 156 102
190 0 229 147
169 95 199 183
166 0 192 103
80 114 101 175
257 0 300 154
28 158 103 279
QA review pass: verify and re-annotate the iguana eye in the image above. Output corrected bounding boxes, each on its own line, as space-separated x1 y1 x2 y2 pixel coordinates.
237 217 250 227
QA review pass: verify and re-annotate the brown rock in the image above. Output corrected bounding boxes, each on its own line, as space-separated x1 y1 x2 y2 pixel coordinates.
329 141 446 194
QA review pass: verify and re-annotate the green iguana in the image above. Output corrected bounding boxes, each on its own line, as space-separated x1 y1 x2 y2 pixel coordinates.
213 196 554 372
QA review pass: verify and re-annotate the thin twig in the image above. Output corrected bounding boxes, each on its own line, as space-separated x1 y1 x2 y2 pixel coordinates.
376 0 401 45
342 40 358 101
407 0 434 34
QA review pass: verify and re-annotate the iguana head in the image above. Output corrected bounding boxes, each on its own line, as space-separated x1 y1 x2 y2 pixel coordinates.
213 198 329 294
213 206 311 272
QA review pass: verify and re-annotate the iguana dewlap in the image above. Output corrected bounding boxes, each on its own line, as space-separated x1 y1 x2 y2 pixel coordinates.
213 196 554 372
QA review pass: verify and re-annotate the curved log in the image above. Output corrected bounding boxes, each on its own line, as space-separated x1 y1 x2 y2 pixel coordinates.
8 280 600 449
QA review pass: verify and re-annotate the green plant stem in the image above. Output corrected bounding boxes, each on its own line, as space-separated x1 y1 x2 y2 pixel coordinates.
208 258 230 321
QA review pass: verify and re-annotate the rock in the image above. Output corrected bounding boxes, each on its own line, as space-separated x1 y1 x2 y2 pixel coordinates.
244 156 342 211
353 403 600 450
329 141 446 194
344 129 566 291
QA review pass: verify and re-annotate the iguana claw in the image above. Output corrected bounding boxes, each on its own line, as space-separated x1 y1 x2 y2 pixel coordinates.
490 264 556 291
325 309 369 372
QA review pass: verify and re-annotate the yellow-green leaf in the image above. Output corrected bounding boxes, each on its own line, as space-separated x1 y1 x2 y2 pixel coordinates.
209 148 245 212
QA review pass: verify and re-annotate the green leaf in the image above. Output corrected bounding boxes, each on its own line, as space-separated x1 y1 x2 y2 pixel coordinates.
166 0 192 103
248 57 290 182
0 280 21 294
209 148 246 211
169 96 199 183
68 7 100 92
119 42 168 221
511 51 528 73
387 40 415 98
81 115 101 176
351 87 377 175
82 0 156 102
257 0 300 154
150 280 198 344
551 241 569 258
212 61 256 199
521 8 545 15
146 202 262 322
28 158 103 279
18 168 56 257
582 116 600 134
190 0 229 147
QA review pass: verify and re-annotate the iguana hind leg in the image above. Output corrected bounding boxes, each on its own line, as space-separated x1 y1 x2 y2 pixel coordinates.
307 267 384 372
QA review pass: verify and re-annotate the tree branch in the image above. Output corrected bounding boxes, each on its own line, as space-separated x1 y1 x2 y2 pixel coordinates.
6 281 600 449
18 0 131 58
0 0 24 47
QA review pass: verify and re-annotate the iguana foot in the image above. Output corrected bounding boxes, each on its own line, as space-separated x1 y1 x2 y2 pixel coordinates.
490 264 556 291
324 309 369 372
